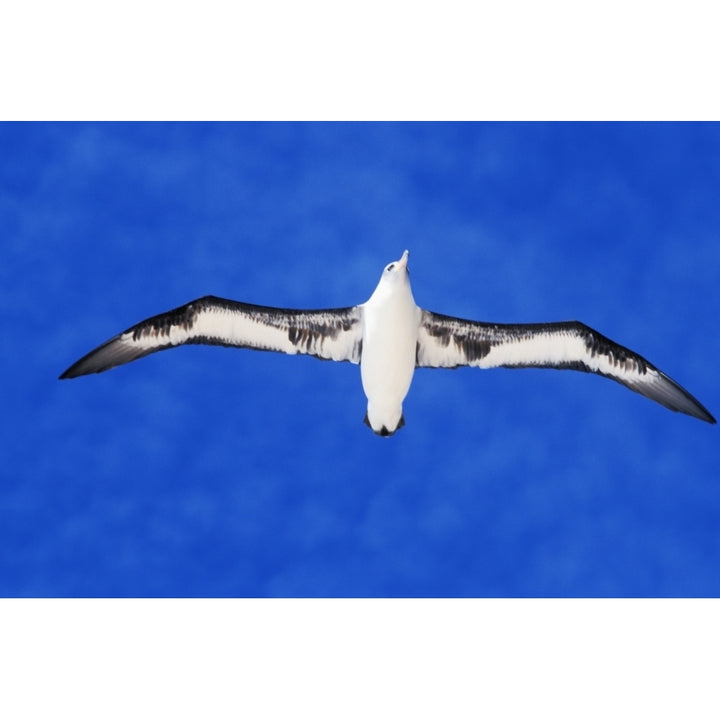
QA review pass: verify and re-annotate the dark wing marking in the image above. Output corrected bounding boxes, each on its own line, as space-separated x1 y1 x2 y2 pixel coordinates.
60 296 363 379
416 310 715 424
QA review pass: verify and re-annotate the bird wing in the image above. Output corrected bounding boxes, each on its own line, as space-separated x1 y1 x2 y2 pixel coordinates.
416 309 715 423
60 295 363 379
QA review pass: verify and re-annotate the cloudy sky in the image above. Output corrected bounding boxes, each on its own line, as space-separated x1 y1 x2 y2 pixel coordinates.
1 122 718 597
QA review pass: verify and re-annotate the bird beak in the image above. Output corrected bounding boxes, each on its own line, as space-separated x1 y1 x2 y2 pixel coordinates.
398 250 409 270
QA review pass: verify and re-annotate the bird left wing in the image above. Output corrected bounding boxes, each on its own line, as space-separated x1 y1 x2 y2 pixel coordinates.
60 295 363 379
416 309 715 423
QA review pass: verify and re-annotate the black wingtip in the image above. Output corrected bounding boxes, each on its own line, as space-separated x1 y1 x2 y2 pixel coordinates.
58 350 110 380
699 408 717 425
59 361 84 380
58 363 88 380
650 370 716 425
686 405 717 425
59 355 97 379
690 399 716 425
58 363 89 380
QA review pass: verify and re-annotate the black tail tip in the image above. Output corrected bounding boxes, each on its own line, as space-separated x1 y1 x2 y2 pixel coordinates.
363 413 405 436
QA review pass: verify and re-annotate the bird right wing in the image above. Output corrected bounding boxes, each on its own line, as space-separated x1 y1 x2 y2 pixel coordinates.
416 310 715 423
60 295 363 379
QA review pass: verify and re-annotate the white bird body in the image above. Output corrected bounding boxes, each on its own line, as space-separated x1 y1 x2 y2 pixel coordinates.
360 251 421 434
60 250 716 433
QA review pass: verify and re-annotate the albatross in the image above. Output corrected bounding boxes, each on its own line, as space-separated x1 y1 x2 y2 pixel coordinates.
60 250 715 434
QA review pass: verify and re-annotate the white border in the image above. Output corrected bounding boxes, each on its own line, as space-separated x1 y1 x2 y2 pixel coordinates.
1 599 718 719
3 2 719 119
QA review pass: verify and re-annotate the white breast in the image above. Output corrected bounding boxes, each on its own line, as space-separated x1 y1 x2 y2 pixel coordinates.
360 277 421 433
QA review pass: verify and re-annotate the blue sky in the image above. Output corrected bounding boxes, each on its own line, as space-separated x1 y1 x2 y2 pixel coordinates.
1 122 718 597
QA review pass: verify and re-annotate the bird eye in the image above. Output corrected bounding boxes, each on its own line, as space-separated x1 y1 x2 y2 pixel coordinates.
386 263 395 272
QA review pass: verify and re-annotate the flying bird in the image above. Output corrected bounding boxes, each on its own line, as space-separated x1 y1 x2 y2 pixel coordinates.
60 250 715 435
